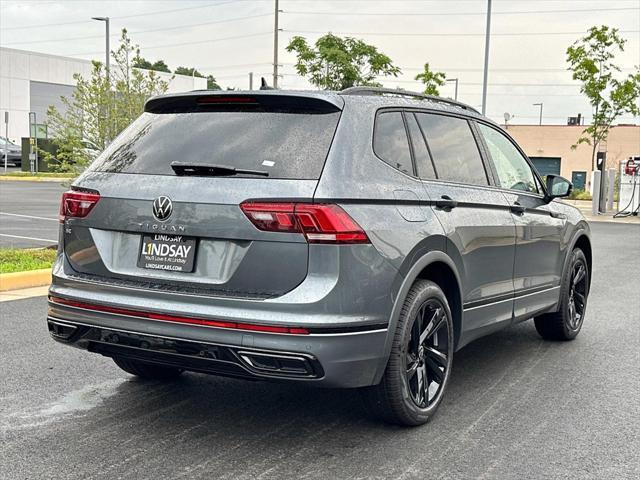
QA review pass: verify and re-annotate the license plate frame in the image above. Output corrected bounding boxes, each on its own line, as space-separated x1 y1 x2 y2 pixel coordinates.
137 234 197 273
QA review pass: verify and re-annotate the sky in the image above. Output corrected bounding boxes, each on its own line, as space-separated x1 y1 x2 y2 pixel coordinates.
1 0 639 125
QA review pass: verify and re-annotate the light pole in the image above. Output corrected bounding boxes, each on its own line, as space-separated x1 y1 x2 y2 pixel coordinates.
481 0 492 115
533 102 543 125
272 0 280 88
92 16 110 147
91 17 110 82
446 78 459 100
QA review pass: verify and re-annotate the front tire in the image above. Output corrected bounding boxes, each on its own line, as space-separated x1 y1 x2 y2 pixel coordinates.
113 357 184 380
534 248 589 341
362 280 454 426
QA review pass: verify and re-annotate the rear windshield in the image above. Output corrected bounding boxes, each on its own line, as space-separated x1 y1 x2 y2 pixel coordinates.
89 111 341 179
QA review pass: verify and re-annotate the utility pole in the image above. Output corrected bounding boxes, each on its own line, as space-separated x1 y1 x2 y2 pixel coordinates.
446 78 459 100
273 0 280 88
481 0 492 115
533 102 543 125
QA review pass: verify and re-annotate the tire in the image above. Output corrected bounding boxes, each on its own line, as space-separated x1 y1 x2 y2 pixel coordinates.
534 248 589 341
113 357 184 380
361 280 454 426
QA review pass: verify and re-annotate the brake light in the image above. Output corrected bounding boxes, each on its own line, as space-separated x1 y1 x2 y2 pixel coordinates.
196 96 256 104
59 191 100 222
240 202 369 244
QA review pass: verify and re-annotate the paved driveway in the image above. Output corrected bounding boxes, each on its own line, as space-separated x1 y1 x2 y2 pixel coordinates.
0 181 65 248
1 223 639 479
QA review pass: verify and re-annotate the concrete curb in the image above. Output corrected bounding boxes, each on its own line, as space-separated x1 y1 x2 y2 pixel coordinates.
0 269 51 292
0 176 72 182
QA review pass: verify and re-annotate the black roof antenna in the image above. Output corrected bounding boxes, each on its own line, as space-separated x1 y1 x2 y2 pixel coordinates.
260 77 275 90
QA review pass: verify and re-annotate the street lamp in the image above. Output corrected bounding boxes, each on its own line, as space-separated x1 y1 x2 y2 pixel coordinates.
533 102 543 125
446 78 459 100
91 16 110 82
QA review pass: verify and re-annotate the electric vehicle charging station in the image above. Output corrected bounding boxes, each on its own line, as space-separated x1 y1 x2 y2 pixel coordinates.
617 156 640 216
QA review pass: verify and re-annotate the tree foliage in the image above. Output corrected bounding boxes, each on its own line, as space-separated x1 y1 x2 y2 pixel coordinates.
286 33 401 90
566 25 640 170
132 56 171 73
174 67 220 90
174 66 204 77
43 29 170 173
414 63 446 96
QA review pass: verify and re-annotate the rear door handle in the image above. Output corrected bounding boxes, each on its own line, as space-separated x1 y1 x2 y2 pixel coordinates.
435 195 458 210
510 202 526 215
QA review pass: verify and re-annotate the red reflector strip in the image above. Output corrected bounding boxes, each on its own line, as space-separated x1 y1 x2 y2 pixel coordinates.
48 296 309 335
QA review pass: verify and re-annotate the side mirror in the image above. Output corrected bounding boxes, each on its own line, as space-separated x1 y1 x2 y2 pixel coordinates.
545 175 572 201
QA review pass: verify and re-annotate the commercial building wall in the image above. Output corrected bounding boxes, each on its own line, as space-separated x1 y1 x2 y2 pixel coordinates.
506 124 640 190
0 47 206 142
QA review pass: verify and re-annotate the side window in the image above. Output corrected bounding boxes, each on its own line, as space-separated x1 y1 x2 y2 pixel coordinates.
478 123 538 193
373 111 413 175
415 113 488 186
405 113 436 179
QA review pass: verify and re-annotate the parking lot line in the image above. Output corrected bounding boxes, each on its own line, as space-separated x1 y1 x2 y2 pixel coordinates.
0 233 57 243
0 212 59 221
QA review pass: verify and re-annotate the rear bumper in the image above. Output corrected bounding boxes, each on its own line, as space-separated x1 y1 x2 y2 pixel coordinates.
47 293 390 388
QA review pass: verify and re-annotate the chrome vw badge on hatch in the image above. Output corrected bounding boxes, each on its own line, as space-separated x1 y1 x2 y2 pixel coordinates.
152 196 173 221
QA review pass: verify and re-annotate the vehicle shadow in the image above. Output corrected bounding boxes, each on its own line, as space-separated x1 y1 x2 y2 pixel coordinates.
101 320 548 436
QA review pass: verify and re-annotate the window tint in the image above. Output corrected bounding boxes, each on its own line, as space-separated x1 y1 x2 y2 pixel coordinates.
373 111 413 175
89 111 340 179
415 113 488 185
406 113 436 179
478 123 538 193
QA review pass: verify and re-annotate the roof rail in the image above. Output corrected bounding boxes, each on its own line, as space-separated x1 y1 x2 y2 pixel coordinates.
339 86 479 114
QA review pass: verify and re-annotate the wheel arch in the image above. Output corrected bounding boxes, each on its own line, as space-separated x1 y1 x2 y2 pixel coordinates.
373 250 463 384
566 225 592 290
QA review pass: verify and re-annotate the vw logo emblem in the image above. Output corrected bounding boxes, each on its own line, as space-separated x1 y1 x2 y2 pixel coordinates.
152 196 173 221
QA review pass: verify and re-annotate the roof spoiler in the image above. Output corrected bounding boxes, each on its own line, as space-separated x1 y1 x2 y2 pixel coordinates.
145 91 343 114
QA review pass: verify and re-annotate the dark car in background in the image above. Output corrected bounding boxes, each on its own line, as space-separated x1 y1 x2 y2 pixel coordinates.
47 88 592 426
1 137 22 166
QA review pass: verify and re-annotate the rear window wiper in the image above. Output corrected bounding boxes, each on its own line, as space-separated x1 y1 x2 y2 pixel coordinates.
170 161 269 177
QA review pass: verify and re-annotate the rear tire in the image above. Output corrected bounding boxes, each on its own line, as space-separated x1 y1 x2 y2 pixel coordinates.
534 248 589 341
113 357 184 380
361 280 454 426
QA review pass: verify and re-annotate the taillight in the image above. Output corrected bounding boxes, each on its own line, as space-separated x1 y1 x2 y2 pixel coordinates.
59 190 100 223
240 202 369 244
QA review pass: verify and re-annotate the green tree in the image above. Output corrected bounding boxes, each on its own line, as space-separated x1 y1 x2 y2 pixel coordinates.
175 66 204 77
415 63 446 96
173 67 220 90
566 25 640 171
132 56 171 73
206 75 221 90
43 29 170 173
286 33 400 90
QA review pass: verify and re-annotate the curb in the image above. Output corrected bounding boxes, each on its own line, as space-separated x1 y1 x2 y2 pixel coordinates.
0 269 51 291
0 176 72 182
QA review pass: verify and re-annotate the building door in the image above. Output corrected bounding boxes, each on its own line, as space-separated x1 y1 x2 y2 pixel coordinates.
571 171 587 191
530 157 561 177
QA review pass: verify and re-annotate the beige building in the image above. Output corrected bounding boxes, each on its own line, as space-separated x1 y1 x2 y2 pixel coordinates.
505 124 640 191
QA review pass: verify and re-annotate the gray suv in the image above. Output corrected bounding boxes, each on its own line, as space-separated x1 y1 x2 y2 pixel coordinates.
47 88 591 426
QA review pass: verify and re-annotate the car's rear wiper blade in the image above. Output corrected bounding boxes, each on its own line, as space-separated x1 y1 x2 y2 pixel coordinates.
170 161 269 177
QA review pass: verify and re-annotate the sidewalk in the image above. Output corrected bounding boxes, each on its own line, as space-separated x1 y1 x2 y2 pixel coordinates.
564 199 640 224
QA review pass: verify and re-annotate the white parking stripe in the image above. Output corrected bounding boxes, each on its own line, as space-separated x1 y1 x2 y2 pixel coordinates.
0 212 58 222
0 233 57 243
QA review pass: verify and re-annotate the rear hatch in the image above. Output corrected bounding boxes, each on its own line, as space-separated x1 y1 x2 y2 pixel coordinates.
62 92 343 298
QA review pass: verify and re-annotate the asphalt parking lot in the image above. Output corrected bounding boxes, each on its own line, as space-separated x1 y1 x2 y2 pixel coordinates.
1 222 639 479
0 180 65 248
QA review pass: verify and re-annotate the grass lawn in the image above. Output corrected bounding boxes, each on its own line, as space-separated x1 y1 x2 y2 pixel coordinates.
0 248 57 274
1 171 76 178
